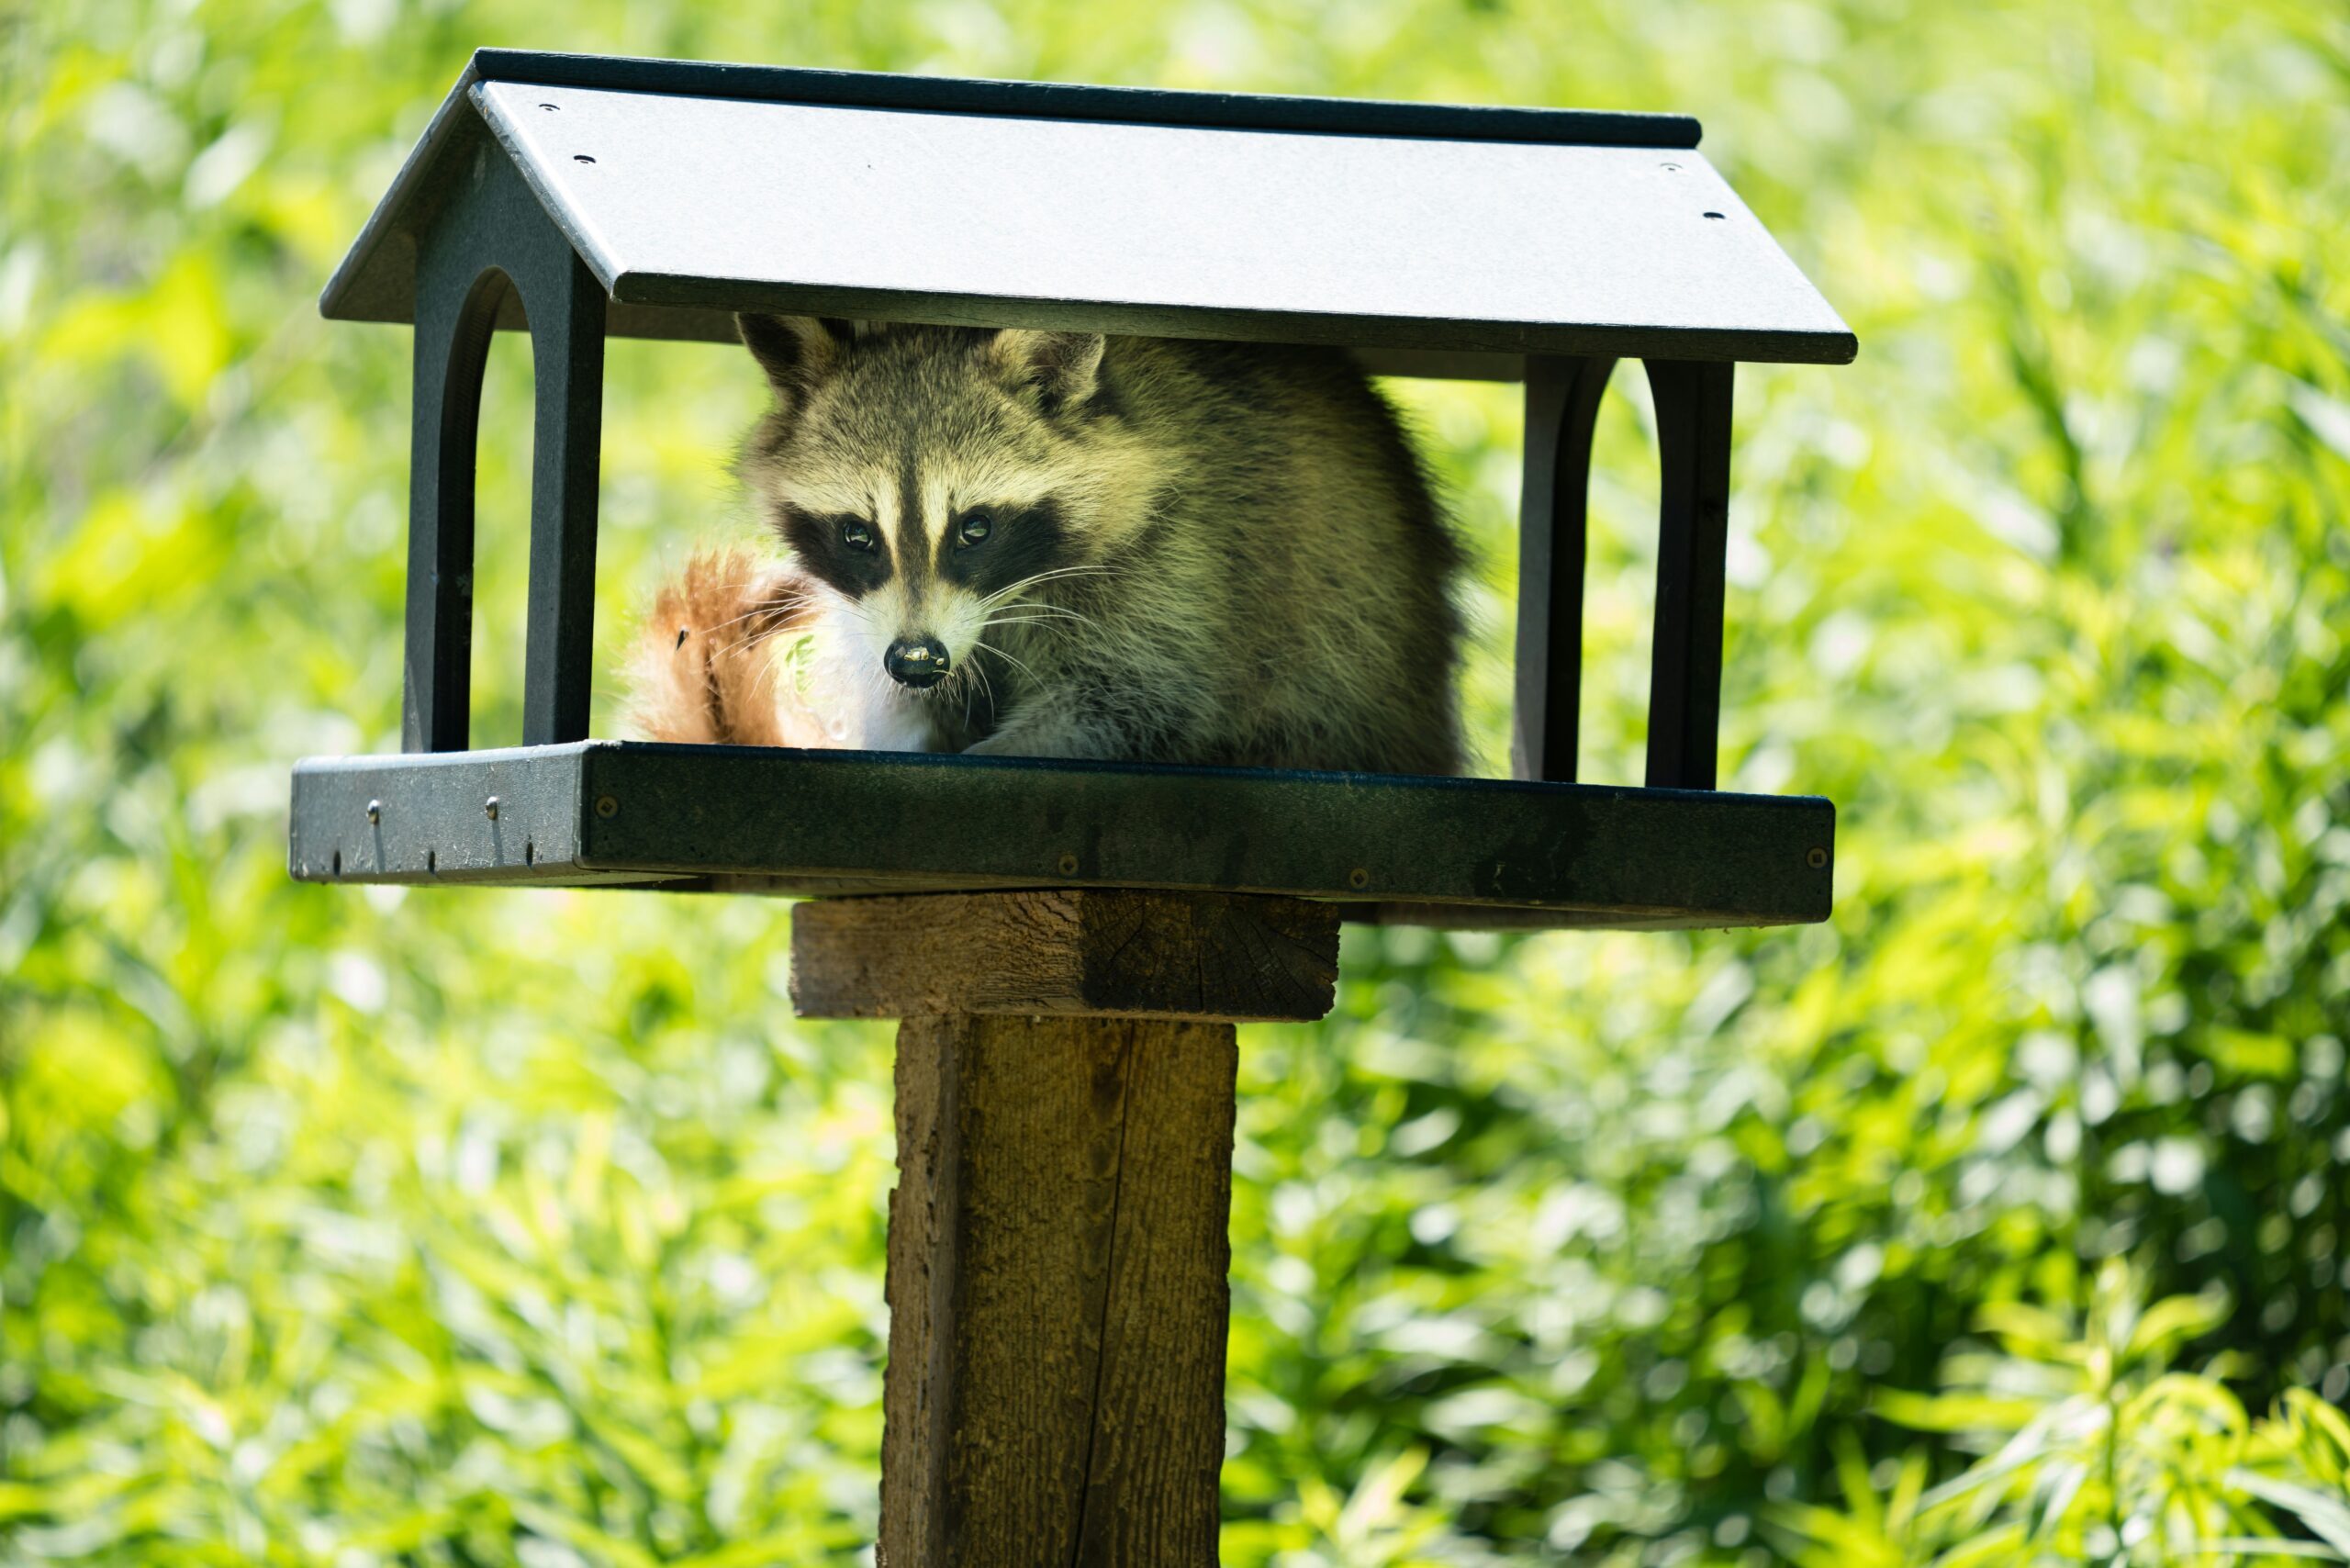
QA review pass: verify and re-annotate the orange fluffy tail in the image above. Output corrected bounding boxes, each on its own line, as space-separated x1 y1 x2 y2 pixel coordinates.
627 549 824 747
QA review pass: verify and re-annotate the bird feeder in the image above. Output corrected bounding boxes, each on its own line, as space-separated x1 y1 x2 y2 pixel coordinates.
289 50 1854 1562
291 46 1853 926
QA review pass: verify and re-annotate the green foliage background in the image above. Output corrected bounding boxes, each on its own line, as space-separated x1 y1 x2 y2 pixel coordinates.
5 0 2349 1562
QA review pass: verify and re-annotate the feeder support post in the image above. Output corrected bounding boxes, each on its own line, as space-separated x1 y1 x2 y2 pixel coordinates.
1512 354 1616 783
791 889 1341 1568
519 251 605 748
404 257 491 754
1513 355 1737 791
400 123 605 754
1643 358 1736 790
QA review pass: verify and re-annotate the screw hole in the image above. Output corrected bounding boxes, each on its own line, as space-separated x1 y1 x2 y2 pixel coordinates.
524 839 535 866
1661 161 1682 172
540 102 560 111
1807 846 1830 869
1056 852 1080 876
427 849 438 874
595 795 619 819
574 153 596 163
1348 867 1371 890
1703 210 1726 220
331 850 341 877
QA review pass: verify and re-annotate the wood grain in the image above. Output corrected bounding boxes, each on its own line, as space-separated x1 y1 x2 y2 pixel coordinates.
790 889 1339 1022
879 1013 1236 1567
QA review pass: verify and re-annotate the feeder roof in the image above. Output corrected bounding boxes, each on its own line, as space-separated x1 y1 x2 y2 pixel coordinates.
323 50 1855 367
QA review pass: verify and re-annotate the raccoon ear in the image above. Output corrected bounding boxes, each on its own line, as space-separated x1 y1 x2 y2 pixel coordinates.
736 315 854 406
986 329 1105 413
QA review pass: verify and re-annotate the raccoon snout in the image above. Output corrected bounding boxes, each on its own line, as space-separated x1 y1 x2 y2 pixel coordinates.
884 636 952 689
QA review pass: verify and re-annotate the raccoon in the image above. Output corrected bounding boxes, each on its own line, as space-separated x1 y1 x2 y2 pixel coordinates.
632 317 1465 776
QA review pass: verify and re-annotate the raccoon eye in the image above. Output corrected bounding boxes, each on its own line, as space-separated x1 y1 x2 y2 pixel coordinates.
840 520 874 553
956 511 994 548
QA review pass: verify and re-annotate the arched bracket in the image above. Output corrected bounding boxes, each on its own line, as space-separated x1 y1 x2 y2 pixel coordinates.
403 135 605 753
1511 355 1615 783
1510 355 1735 791
1642 359 1733 791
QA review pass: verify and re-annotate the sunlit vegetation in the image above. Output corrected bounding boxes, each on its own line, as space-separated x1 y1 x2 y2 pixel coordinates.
4 0 2348 1562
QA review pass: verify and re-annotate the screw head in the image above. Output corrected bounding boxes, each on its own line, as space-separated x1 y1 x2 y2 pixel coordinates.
365 799 382 824
1348 867 1371 890
595 795 620 819
1056 852 1080 876
485 795 499 821
1807 846 1829 869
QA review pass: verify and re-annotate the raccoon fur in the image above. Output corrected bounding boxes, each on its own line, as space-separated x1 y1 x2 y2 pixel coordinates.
632 317 1465 776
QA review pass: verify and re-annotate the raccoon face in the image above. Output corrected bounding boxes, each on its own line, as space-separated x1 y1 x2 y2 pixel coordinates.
736 317 1144 695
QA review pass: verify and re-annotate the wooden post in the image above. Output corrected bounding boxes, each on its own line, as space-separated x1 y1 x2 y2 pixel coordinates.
791 889 1341 1567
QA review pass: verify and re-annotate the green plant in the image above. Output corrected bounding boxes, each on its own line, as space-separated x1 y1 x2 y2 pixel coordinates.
5 0 2348 1562
1773 1263 2350 1566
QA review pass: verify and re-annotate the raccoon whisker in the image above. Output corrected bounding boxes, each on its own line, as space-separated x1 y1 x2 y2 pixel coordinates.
695 609 803 652
994 565 1119 599
979 562 1113 592
712 607 822 659
977 621 1076 653
972 639 1043 688
699 593 820 649
958 659 982 730
966 653 998 718
977 618 1074 634
723 622 812 660
711 623 814 663
1001 562 1116 584
976 565 1119 610
979 609 1091 631
699 594 815 639
705 592 817 630
978 601 1100 634
934 645 996 732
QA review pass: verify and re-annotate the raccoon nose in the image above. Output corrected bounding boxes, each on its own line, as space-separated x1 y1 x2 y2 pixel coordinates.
884 636 951 689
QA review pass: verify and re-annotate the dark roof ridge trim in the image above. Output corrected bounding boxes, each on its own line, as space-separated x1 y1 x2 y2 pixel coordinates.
473 48 1704 149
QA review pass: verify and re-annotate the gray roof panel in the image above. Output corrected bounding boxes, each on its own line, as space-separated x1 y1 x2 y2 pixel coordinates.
323 50 1855 366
